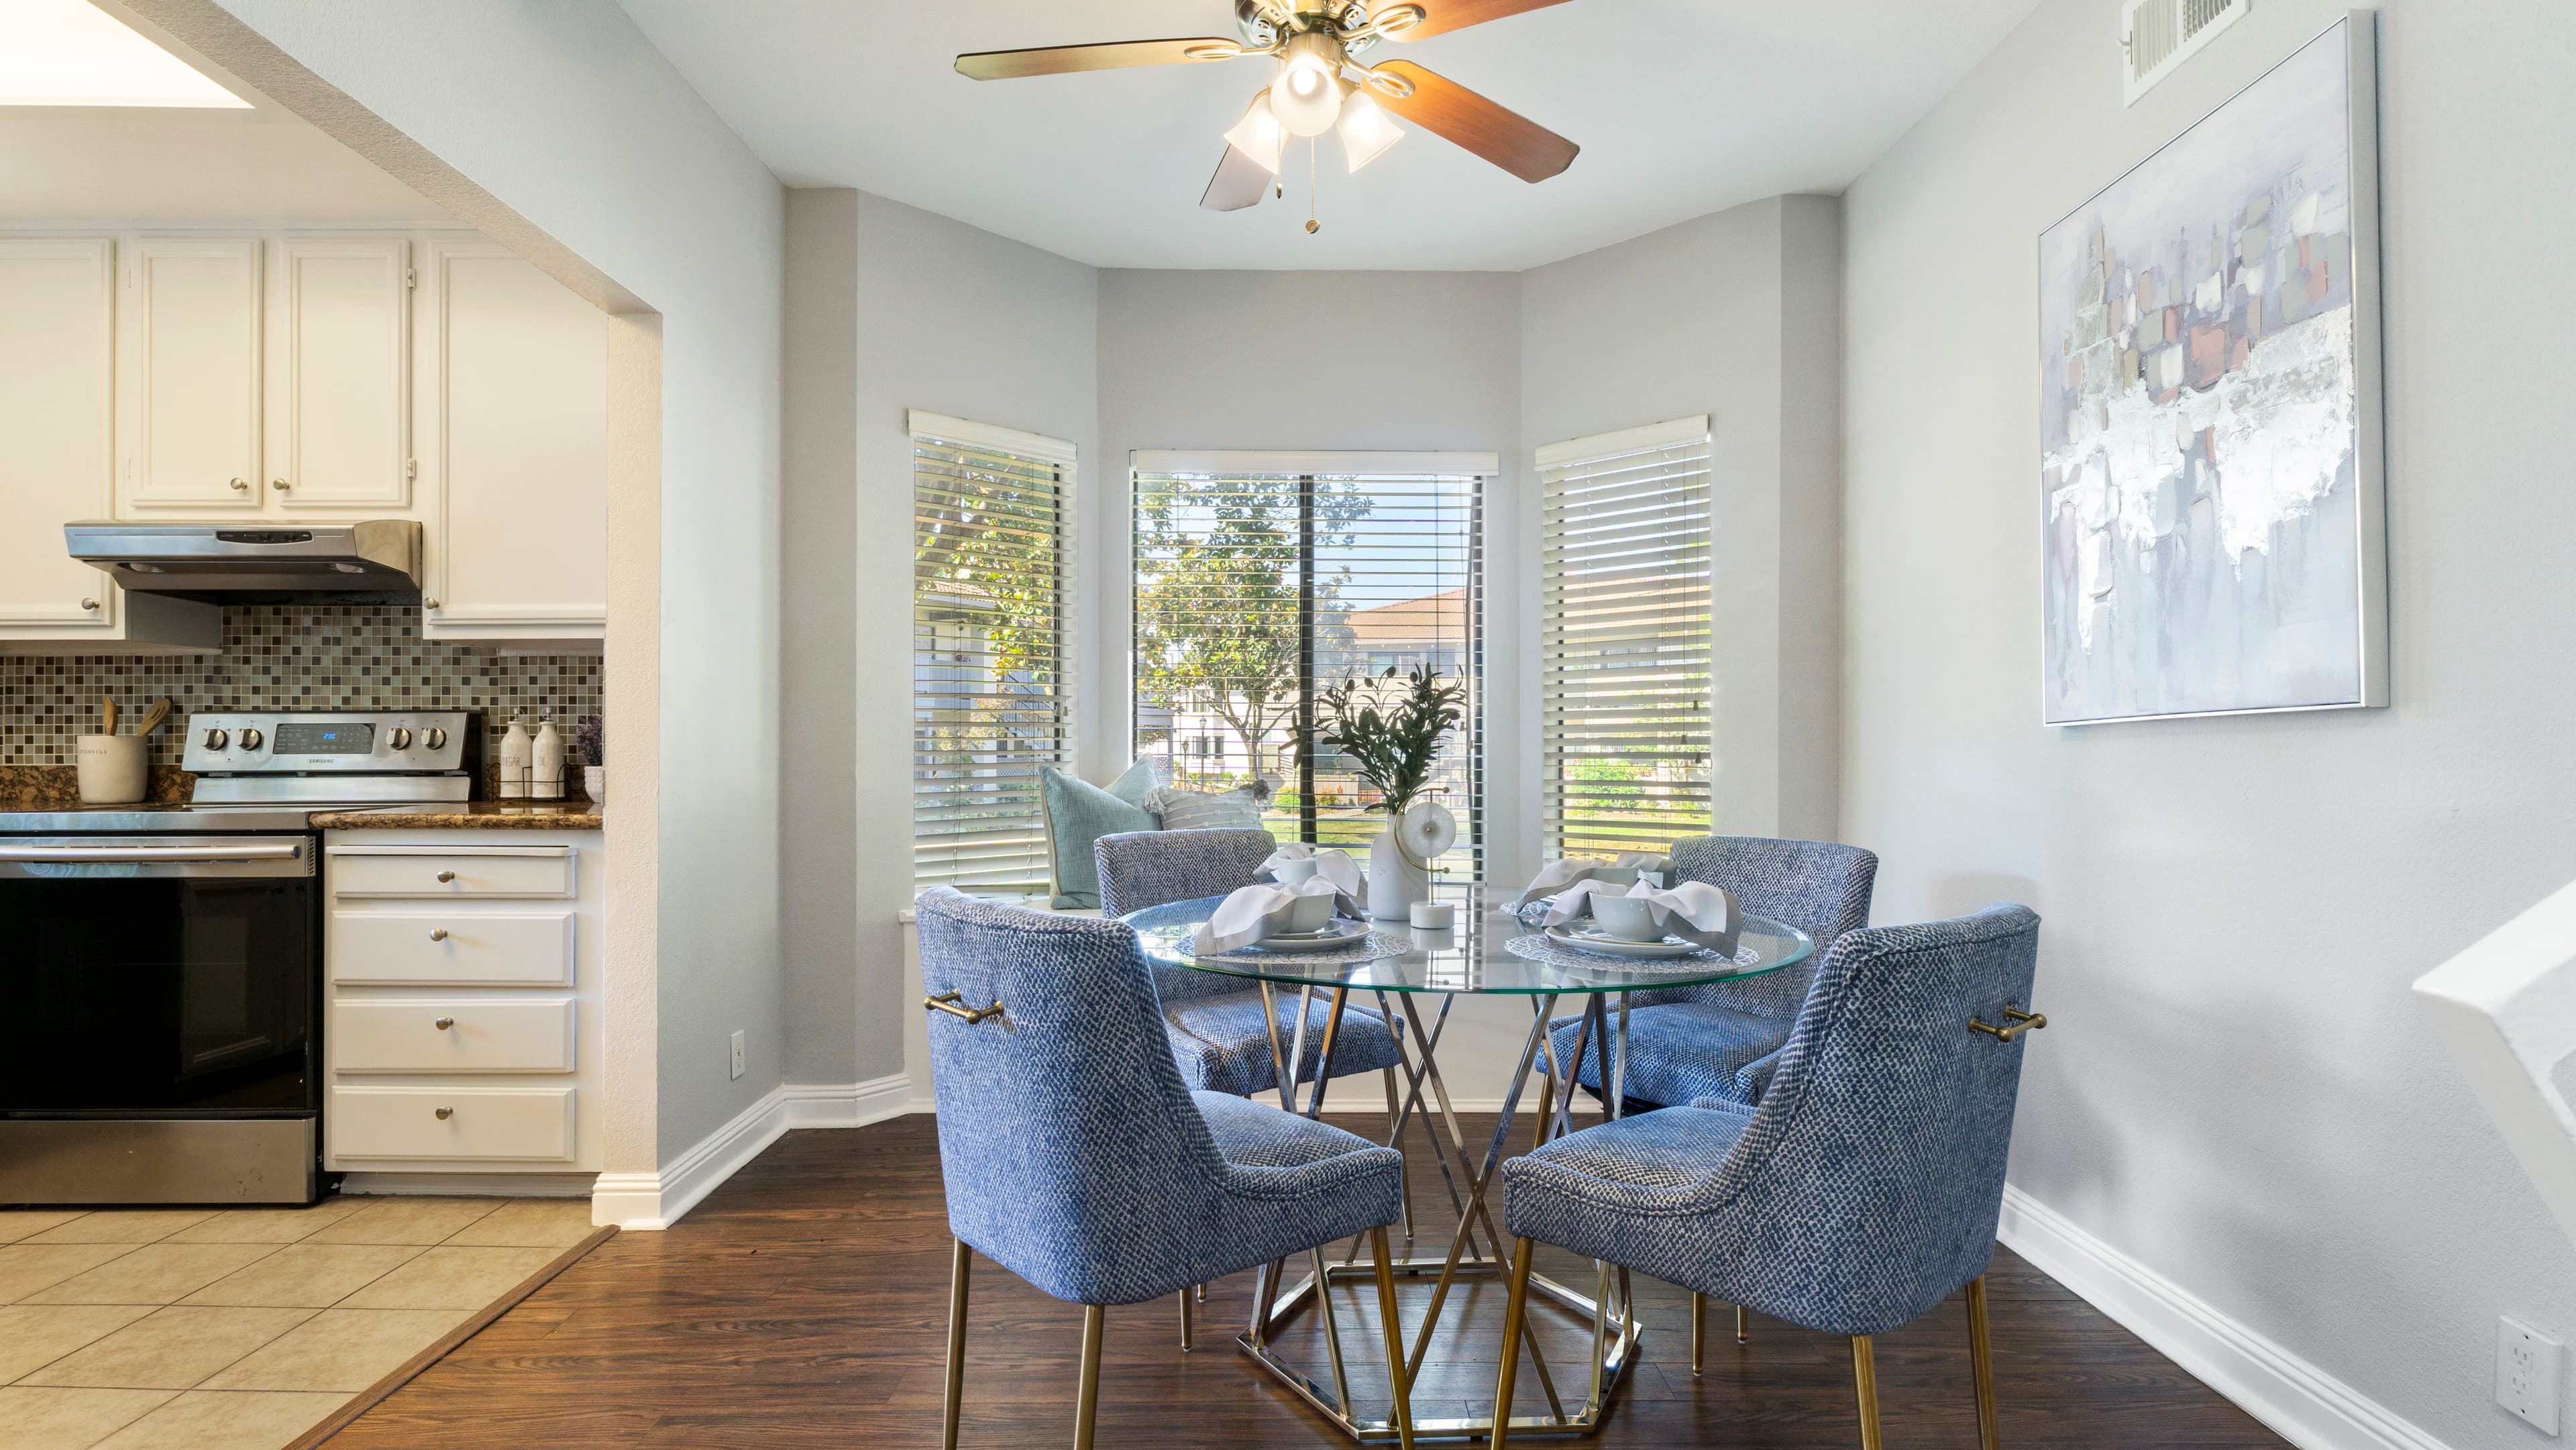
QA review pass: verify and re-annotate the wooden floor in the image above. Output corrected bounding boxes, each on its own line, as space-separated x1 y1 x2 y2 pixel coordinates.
329 1115 2288 1449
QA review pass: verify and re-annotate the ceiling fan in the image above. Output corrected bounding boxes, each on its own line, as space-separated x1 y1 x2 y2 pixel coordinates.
955 1 1580 220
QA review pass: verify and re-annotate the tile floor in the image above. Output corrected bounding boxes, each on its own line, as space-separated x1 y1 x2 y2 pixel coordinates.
0 1196 596 1450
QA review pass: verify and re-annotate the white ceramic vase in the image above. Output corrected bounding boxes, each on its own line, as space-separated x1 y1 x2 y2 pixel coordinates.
584 765 606 807
1367 829 1430 921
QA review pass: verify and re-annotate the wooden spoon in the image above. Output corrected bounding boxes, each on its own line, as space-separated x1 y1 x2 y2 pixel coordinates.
101 696 117 735
137 698 174 737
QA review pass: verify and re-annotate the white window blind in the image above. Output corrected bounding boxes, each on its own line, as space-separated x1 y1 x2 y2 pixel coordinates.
911 409 1076 897
1539 417 1713 859
1131 454 1487 880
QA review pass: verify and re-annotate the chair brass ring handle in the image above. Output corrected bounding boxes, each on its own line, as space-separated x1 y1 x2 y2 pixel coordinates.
925 990 1005 1025
1970 1005 2047 1043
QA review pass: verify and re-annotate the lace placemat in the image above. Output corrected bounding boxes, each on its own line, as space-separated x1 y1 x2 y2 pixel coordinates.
1503 932 1764 975
1197 929 1413 968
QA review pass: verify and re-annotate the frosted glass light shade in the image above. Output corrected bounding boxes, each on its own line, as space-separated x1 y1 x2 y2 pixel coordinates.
1336 89 1403 172
1222 93 1287 174
1269 47 1342 137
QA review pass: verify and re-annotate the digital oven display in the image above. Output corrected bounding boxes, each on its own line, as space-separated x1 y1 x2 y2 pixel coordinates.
272 722 375 756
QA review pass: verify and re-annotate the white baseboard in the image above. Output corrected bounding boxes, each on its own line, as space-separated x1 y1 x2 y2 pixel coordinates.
1998 1185 2448 1450
593 1075 914 1230
337 1172 596 1198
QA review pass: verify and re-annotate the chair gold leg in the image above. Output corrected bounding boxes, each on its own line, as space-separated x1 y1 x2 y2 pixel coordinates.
1370 1227 1418 1450
1178 1288 1192 1352
1737 1302 1751 1345
1194 1282 1206 1303
1851 1334 1884 1450
1968 1274 2000 1449
1073 1304 1106 1450
1690 1291 1705 1375
943 1239 971 1450
1490 1237 1537 1449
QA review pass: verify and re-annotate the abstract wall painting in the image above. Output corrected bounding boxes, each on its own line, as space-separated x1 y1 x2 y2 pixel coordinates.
2039 15 2385 725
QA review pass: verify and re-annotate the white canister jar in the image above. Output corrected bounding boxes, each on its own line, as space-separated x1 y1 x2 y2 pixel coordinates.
75 734 149 804
533 718 566 800
498 717 533 799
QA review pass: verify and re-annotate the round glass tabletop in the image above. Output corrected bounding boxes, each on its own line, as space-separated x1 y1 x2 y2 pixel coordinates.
1125 884 1814 996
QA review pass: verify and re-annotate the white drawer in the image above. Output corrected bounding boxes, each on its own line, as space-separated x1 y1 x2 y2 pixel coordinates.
333 998 574 1073
331 1086 576 1161
331 911 574 986
329 845 575 899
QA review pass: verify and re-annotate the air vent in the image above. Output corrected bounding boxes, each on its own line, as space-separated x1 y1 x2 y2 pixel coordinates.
2122 0 2248 105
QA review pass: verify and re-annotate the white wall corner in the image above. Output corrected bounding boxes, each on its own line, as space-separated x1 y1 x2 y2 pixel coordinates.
1998 1185 2449 1450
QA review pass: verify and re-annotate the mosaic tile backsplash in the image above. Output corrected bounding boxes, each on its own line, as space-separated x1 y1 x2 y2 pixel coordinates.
1 604 603 768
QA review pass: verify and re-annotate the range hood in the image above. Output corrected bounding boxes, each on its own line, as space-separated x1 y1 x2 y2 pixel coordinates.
66 521 422 601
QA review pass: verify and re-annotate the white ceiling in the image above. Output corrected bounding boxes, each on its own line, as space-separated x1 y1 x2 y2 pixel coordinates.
616 0 2045 272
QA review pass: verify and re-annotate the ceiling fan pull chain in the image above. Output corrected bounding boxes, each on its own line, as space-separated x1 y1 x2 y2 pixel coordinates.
1306 137 1320 234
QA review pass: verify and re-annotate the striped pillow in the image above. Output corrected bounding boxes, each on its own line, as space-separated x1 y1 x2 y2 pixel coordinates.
1145 783 1267 833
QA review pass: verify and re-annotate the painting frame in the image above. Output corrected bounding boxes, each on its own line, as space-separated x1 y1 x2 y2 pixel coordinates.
2037 11 2386 727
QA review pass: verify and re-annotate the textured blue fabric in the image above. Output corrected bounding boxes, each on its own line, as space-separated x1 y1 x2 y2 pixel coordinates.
1041 761 1160 909
1505 904 2041 1337
1549 835 1878 1108
916 888 1403 1306
1105 864 1405 1098
1093 827 1279 919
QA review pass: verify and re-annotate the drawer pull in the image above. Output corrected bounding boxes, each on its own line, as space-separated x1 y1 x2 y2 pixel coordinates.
434 1106 453 1120
436 870 457 884
434 1016 455 1031
429 928 449 942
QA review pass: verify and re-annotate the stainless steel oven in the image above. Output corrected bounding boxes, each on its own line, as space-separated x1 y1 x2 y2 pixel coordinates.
0 833 322 1204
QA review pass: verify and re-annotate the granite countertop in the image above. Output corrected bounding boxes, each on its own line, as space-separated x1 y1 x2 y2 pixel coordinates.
309 798 604 830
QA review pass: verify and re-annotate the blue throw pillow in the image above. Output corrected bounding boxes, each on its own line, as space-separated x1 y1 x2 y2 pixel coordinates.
1041 759 1159 909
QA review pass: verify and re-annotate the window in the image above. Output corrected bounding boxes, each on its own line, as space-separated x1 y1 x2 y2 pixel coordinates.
911 410 1075 896
1539 417 1713 859
1132 452 1489 879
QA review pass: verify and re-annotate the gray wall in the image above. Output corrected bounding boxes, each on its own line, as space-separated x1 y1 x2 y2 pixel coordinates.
1839 2 2576 1445
781 189 1098 1089
1520 195 1845 847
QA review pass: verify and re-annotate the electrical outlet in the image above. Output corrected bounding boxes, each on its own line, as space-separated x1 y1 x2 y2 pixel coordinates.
729 1029 746 1081
2500 1316 2563 1435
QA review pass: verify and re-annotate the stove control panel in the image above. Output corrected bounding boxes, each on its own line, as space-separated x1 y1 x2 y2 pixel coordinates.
183 711 477 775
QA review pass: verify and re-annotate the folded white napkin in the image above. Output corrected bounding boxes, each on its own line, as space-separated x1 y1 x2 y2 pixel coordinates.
1193 880 1347 955
1257 844 1368 912
1537 877 1630 927
1515 853 1673 909
1637 880 1741 956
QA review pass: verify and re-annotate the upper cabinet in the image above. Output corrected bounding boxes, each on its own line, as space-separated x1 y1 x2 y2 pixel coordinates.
416 241 607 643
118 236 264 513
0 240 120 630
266 238 411 509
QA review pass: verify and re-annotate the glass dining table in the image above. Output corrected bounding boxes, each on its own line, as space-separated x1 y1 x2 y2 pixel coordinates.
1124 884 1815 1443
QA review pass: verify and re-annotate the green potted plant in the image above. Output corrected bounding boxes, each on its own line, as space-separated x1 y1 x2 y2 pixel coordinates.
1313 665 1465 920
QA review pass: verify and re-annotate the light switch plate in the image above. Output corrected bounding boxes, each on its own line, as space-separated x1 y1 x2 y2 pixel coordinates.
729 1029 746 1081
2500 1316 2563 1435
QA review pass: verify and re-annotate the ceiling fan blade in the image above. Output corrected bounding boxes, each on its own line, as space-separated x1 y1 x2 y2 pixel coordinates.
955 38 1243 81
1368 60 1578 183
1201 145 1274 212
1373 0 1574 41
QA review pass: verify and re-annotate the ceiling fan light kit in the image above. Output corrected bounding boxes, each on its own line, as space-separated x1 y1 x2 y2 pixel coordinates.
955 0 1579 228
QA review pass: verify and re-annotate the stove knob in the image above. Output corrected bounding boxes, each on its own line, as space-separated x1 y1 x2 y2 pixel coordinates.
201 728 229 750
424 726 449 750
389 727 413 750
237 727 263 751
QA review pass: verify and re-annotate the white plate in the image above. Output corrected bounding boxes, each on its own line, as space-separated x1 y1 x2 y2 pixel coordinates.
1254 920 1369 953
1544 924 1709 960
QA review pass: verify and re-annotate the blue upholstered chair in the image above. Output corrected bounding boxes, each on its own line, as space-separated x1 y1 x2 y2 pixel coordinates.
916 888 1420 1450
1095 829 1407 1103
1546 836 1878 1115
1493 904 2046 1449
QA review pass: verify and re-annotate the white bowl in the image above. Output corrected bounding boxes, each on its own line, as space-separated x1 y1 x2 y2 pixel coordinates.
1285 891 1336 933
1271 858 1320 886
1588 894 1664 943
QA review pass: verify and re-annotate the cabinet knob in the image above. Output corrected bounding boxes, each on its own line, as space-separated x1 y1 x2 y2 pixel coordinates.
435 1106 453 1121
429 927 449 941
271 478 292 491
434 1016 455 1031
228 477 249 491
422 597 441 611
435 871 456 884
80 598 98 611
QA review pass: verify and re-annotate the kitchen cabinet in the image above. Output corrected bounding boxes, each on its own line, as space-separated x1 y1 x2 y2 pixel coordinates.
117 236 264 513
263 237 410 509
323 831 606 1179
0 238 219 650
416 240 609 643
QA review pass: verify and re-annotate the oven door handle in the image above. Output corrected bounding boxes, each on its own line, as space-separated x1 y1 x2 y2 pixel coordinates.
0 843 305 863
